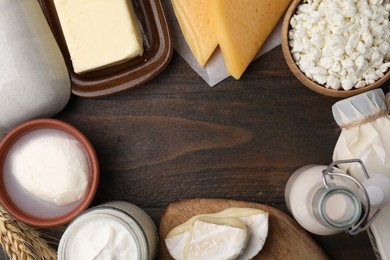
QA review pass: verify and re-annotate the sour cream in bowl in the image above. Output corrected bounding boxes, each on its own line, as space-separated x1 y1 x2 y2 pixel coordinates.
0 118 99 227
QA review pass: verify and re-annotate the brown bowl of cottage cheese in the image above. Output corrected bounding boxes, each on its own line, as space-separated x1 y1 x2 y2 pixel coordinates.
282 0 390 98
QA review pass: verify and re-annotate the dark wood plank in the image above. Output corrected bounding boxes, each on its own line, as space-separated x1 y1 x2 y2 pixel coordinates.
1 47 384 259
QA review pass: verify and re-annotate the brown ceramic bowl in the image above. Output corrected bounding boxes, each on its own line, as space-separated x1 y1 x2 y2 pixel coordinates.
281 0 390 98
38 0 173 98
0 119 99 227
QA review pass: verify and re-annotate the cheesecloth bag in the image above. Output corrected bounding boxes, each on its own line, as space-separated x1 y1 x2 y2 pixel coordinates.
332 88 390 260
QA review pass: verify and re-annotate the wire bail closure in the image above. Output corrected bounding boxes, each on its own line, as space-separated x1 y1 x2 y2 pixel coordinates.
322 159 381 235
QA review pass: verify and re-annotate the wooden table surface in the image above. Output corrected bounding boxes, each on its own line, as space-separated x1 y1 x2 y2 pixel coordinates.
57 47 386 259
2 47 386 259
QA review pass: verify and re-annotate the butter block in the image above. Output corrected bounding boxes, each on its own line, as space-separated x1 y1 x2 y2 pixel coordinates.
209 0 291 79
171 0 218 67
54 0 144 74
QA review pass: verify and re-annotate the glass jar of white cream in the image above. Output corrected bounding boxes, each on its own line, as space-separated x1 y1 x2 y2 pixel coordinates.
58 201 158 260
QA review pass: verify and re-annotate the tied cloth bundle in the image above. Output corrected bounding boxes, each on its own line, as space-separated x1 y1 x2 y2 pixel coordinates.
338 92 390 130
0 206 56 260
332 88 390 177
332 89 390 260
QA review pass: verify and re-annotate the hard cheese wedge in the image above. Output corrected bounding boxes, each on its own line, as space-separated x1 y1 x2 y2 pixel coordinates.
53 0 144 74
209 0 292 79
171 0 218 67
165 208 269 260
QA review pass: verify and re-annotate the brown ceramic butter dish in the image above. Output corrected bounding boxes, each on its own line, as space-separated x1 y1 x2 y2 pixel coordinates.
38 0 173 97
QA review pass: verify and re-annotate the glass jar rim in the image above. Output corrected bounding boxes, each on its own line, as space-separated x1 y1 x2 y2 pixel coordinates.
58 206 150 260
313 186 362 230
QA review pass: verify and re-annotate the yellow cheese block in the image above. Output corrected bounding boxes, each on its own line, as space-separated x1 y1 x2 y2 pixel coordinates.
209 0 292 79
172 0 218 67
54 0 143 74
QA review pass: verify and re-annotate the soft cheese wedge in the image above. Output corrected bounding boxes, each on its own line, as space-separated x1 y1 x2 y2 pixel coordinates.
166 216 249 260
54 0 144 74
199 208 269 260
171 0 218 67
209 0 292 79
238 213 269 259
188 220 249 260
165 230 190 260
165 208 269 260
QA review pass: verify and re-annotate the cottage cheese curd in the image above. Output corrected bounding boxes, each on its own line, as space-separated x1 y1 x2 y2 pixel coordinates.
289 0 390 90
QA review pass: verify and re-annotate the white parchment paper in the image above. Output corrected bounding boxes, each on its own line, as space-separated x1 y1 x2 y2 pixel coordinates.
162 1 284 87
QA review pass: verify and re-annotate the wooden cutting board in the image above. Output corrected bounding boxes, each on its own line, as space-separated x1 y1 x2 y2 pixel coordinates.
159 198 329 260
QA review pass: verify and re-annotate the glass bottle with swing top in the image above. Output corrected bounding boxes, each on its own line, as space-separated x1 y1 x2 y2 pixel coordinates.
285 160 383 236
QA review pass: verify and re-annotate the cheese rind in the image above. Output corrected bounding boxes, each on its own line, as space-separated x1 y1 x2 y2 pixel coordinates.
167 208 268 237
238 214 269 260
165 231 190 260
171 0 218 67
54 0 144 74
166 216 248 260
165 208 269 260
209 0 292 79
188 220 248 260
166 215 248 239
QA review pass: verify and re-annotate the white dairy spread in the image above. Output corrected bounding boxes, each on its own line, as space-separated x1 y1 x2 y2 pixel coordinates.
9 130 90 207
65 215 138 260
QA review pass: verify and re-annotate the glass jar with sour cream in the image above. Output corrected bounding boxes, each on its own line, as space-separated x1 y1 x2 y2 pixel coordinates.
58 201 158 260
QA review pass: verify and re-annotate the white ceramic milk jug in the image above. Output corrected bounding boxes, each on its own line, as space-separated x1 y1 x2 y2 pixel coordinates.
0 0 70 137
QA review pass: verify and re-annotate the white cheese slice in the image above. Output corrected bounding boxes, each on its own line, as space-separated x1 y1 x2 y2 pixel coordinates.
187 220 249 260
203 208 269 259
165 208 269 260
165 230 190 260
166 216 248 260
238 213 269 260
